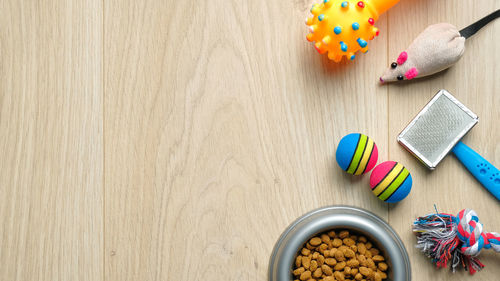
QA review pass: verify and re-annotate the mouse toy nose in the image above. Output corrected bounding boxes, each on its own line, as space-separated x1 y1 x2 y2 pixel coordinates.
379 77 384 83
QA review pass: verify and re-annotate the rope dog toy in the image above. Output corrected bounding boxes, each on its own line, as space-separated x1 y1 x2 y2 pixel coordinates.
380 9 500 82
413 208 500 275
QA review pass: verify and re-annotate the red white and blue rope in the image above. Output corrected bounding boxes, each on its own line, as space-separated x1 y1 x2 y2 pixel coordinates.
413 208 500 274
455 209 500 256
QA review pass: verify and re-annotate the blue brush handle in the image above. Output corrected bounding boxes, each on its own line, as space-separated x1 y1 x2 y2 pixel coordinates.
452 141 500 201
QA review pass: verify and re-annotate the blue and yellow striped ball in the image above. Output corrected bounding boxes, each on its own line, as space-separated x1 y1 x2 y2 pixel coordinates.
336 133 378 175
370 161 412 203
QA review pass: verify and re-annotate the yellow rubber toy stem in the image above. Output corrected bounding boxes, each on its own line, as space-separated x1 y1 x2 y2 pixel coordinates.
368 0 400 16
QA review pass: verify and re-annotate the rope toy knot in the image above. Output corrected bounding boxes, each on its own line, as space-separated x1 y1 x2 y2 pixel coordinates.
413 208 500 274
455 209 500 256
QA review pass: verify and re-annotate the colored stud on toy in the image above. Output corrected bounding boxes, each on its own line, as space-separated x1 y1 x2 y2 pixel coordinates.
336 133 378 175
306 0 400 62
370 161 412 203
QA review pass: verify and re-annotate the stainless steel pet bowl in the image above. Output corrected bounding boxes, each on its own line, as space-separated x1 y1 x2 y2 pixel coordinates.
269 205 411 281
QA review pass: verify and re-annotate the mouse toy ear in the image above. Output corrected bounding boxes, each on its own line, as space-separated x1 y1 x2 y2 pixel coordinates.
404 67 418 80
397 51 408 65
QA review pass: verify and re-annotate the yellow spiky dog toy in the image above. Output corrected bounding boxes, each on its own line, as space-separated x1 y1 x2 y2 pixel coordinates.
306 0 399 62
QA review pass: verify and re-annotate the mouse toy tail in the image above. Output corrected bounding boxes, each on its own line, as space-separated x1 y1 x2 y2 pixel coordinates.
459 9 500 39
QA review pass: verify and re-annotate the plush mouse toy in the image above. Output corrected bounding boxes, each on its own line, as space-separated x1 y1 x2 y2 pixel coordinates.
380 9 499 83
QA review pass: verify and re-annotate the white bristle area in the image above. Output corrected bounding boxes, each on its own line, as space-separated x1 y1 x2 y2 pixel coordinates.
398 90 478 168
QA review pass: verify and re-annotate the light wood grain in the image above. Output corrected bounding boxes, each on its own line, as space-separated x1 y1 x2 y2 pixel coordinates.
103 0 388 280
0 1 103 280
1 0 499 280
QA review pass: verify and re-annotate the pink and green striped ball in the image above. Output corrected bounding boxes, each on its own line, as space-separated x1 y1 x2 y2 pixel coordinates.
336 133 378 175
370 161 412 203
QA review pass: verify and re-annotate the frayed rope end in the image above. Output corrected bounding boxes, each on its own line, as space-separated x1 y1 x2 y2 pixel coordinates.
412 210 486 275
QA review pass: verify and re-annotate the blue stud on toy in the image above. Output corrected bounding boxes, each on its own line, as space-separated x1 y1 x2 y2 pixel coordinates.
336 133 378 175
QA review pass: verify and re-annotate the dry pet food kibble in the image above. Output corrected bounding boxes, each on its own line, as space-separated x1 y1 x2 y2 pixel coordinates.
292 230 388 281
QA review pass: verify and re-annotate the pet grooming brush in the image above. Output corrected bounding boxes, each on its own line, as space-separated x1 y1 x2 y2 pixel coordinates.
398 89 500 200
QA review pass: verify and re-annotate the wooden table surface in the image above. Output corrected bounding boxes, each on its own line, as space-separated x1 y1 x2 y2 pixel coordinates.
1 0 499 280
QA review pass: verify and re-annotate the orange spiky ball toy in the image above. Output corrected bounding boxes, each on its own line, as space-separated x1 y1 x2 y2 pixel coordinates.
306 0 399 62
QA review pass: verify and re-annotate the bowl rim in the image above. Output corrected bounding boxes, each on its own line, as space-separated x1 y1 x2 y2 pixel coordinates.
268 205 411 281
